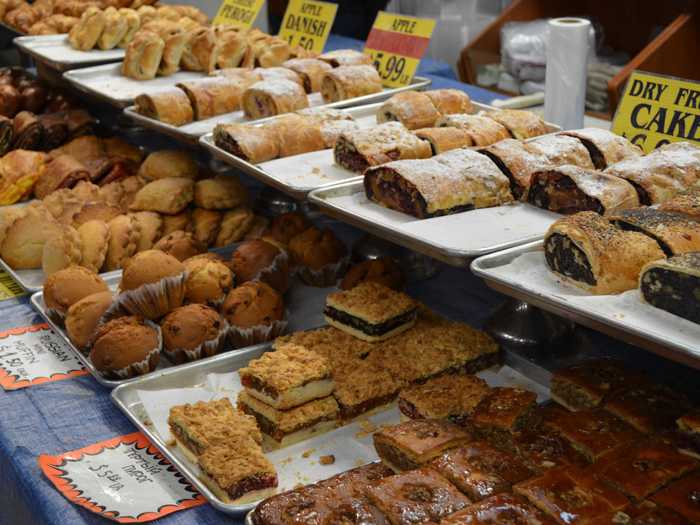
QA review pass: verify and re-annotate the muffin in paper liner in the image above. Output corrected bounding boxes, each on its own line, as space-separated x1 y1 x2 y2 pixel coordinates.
296 256 350 287
248 248 290 293
93 320 163 380
228 312 289 349
161 303 230 365
116 271 188 320
164 322 229 364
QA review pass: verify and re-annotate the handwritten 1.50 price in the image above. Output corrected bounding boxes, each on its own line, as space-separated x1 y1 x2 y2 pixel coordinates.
369 51 408 84
284 34 314 50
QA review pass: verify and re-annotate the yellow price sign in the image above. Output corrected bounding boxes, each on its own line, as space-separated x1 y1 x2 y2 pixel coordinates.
364 11 436 88
0 270 25 301
612 71 700 153
278 0 338 54
213 0 265 28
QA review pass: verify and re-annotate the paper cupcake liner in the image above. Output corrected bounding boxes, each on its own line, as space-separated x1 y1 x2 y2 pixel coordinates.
249 249 290 293
296 256 349 287
115 272 187 320
163 320 229 364
227 310 289 349
98 320 162 380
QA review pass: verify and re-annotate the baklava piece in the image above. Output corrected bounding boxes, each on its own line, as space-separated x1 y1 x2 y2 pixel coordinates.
640 253 700 324
593 500 692 525
512 428 589 474
366 466 472 525
471 387 539 448
544 409 640 463
398 374 490 424
197 442 277 504
592 440 699 501
373 419 472 472
324 282 418 342
431 441 533 502
677 413 700 456
167 398 261 462
650 472 700 524
440 493 557 525
604 383 691 434
238 343 334 410
237 391 338 449
332 358 403 421
550 359 644 412
609 208 700 256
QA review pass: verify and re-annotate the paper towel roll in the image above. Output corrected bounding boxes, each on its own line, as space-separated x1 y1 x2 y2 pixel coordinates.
544 17 590 130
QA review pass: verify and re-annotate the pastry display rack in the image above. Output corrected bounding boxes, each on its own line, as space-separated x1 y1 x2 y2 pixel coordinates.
111 344 547 515
14 34 125 72
471 241 700 370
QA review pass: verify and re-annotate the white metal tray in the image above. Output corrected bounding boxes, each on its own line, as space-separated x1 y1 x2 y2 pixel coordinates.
308 181 560 267
123 76 432 143
31 272 336 388
471 241 700 370
14 34 125 71
111 349 548 515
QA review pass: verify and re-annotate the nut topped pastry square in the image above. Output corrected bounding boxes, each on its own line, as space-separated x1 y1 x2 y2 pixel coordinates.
544 409 640 463
431 441 533 502
324 282 418 342
471 387 539 448
604 383 691 434
373 419 472 472
650 472 700 524
512 428 589 474
239 343 333 410
274 326 376 360
366 466 472 525
440 493 557 525
398 374 491 424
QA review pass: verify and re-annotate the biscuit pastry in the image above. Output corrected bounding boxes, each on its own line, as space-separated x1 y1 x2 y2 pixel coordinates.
193 175 247 210
191 208 222 247
129 211 163 252
42 224 82 276
137 150 199 181
183 255 232 305
77 220 110 273
1 207 61 269
214 207 254 247
43 266 109 316
153 230 205 261
103 214 139 271
130 177 194 215
90 316 161 378
65 291 114 350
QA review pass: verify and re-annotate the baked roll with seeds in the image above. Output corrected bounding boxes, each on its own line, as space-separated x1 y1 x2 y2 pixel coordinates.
334 121 431 173
436 114 510 146
479 138 549 199
524 134 595 170
242 79 308 119
213 123 279 164
640 252 700 324
281 58 332 93
560 128 642 169
377 91 442 130
527 165 639 215
484 109 548 140
134 88 194 126
544 211 665 294
176 77 243 121
320 65 382 103
413 126 473 154
659 185 700 220
609 208 700 256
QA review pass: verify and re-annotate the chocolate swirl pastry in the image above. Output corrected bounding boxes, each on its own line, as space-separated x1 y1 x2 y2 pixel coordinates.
11 111 43 150
480 139 549 200
609 208 700 256
38 112 69 150
0 84 20 118
0 116 13 156
544 211 665 294
560 128 642 169
526 165 640 215
64 110 97 139
641 253 700 324
19 83 48 114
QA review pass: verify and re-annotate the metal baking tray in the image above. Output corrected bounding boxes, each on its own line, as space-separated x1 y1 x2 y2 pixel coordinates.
122 76 432 144
111 348 548 515
14 34 125 72
30 272 335 388
199 102 559 200
0 256 121 293
308 181 560 267
470 241 700 370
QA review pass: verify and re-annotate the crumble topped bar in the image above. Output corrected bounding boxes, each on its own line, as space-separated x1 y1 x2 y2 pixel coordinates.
398 374 490 423
274 326 376 360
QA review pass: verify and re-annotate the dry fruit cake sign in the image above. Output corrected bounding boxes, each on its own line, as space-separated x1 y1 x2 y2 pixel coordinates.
612 71 700 153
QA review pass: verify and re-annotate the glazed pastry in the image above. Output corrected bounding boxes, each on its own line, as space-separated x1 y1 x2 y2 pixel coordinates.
604 141 700 205
153 230 205 261
413 127 473 155
68 6 106 51
97 7 128 50
424 89 474 115
264 113 325 157
129 211 162 252
117 8 140 48
527 165 640 215
194 175 247 210
605 381 690 434
213 123 279 164
281 58 332 93
190 208 222 247
318 49 372 67
471 387 539 449
364 148 512 218
242 79 309 119
560 128 642 169
214 207 254 247
544 211 665 294
640 253 700 324
129 177 194 215
121 30 164 80
524 134 595 170
103 214 138 271
77 220 110 273
377 91 441 130
42 224 82 276
134 88 194 126
137 150 198 181
477 140 547 199
659 186 700 220
320 65 382 103
441 494 557 525
176 78 243 121
437 114 510 146
334 122 431 173
34 154 90 199
609 208 700 256
651 472 700 523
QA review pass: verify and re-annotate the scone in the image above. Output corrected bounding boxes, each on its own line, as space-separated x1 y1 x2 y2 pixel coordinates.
65 291 114 350
43 266 109 317
77 220 110 273
1 207 62 269
183 255 233 305
230 240 289 294
222 281 286 347
214 207 254 247
129 177 194 215
42 224 83 276
90 316 161 379
193 175 248 210
153 230 205 261
160 304 226 363
103 214 139 271
129 211 163 252
137 150 199 181
191 208 222 247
